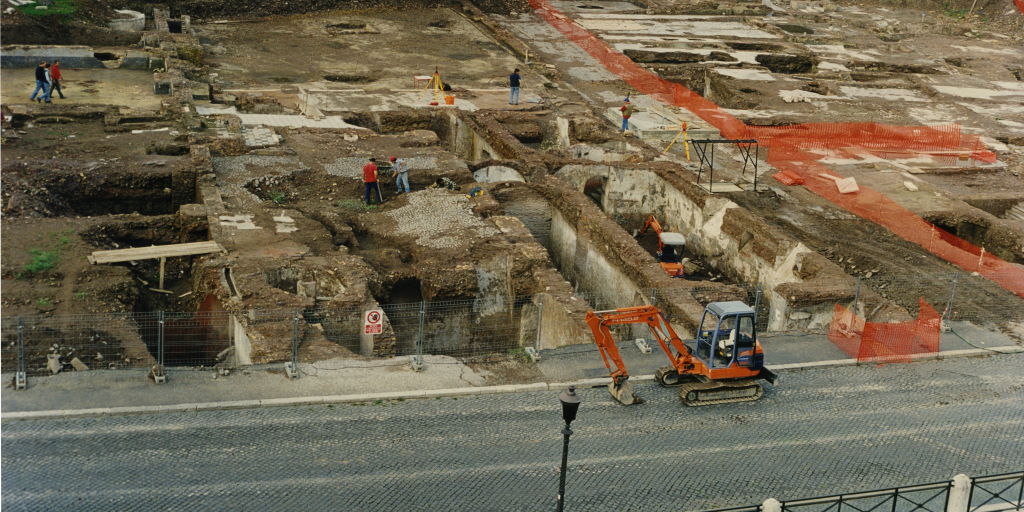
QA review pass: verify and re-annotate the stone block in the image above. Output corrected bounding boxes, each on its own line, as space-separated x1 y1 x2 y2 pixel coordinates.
122 50 150 70
46 353 61 374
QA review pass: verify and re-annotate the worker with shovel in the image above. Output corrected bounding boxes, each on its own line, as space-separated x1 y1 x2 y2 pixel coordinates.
362 157 383 205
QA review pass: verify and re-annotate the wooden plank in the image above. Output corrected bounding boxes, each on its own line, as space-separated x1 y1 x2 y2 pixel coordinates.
89 241 224 264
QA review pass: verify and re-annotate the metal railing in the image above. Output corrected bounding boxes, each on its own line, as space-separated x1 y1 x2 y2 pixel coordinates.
779 480 952 512
969 472 1024 512
701 471 1022 512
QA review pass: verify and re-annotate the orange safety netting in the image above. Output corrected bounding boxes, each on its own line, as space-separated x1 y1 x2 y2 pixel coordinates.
828 299 941 362
1016 0 1024 15
528 0 1024 298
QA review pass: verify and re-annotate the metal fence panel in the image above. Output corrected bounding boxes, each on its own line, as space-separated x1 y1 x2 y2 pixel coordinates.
969 472 1024 512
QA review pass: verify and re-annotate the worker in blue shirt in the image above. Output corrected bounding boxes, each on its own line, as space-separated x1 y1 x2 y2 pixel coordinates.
508 68 521 105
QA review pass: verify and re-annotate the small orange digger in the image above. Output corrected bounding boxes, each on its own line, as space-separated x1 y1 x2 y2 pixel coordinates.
636 215 686 278
586 302 777 406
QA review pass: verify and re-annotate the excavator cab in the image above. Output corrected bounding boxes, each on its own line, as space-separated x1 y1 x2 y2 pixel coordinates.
657 232 686 264
638 215 686 278
694 301 760 370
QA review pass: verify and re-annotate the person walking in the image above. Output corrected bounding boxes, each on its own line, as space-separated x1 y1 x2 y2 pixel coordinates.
391 156 410 194
42 63 55 103
508 68 521 105
29 61 50 103
49 60 66 99
362 157 383 205
620 97 633 132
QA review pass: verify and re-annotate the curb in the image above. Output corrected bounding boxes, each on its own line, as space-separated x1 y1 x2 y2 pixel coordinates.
3 346 1020 421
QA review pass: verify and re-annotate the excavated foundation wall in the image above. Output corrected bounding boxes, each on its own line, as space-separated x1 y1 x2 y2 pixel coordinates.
553 164 903 331
522 177 746 334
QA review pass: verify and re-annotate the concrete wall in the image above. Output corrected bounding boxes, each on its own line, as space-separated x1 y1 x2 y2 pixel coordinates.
518 292 591 350
555 164 859 331
1 46 106 68
448 113 499 162
230 315 253 366
549 209 645 309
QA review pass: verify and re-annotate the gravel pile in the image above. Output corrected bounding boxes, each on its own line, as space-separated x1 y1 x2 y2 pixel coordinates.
384 189 498 249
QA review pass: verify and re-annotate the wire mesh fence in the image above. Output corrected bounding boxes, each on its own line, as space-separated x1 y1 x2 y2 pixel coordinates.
2 271 1021 383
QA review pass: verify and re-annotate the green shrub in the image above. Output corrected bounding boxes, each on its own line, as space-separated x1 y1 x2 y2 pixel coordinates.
22 249 59 276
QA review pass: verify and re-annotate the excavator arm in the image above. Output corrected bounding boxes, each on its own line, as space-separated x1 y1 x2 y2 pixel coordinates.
638 215 664 236
585 306 693 405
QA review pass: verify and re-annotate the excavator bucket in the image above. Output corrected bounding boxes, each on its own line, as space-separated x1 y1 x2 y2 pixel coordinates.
608 378 644 405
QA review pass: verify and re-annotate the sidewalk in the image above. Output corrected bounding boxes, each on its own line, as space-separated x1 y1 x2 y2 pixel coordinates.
3 323 1020 417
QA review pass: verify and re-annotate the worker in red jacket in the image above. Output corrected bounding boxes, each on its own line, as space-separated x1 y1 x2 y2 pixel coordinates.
620 97 633 132
363 157 382 205
49 59 66 99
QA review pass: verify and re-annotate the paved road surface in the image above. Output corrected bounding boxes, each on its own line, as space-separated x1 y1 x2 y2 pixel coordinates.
3 354 1022 511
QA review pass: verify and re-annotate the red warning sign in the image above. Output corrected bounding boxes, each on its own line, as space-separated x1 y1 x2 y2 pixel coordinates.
364 309 383 335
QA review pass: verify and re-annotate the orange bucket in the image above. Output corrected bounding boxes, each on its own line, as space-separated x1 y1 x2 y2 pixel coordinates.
444 95 455 105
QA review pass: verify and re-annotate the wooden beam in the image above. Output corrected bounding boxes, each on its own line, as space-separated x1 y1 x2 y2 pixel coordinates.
88 241 224 264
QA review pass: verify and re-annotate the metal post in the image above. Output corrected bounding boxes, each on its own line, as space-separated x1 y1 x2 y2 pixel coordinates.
15 317 26 390
286 314 299 379
158 311 165 367
649 288 657 306
556 424 573 512
534 295 545 351
411 300 426 371
151 311 167 383
852 277 861 311
753 287 762 330
709 142 715 193
943 273 959 325
753 144 760 192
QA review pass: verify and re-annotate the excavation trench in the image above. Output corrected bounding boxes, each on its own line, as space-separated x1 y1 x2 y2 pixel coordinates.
80 216 227 367
553 164 864 332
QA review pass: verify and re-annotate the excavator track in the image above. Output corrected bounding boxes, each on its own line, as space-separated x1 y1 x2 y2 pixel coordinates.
655 366 701 387
678 379 763 406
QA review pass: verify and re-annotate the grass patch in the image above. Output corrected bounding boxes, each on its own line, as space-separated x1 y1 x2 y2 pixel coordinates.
270 191 288 205
942 4 970 18
15 0 77 18
36 297 53 307
21 249 59 276
18 230 75 278
74 291 88 300
507 347 531 363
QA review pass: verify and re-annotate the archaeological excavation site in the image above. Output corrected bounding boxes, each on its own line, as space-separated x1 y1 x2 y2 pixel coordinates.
2 0 1023 394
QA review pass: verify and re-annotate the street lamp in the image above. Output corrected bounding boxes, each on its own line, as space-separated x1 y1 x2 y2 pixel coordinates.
557 385 582 512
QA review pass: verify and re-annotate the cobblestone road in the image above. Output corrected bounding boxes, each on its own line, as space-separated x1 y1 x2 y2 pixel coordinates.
3 354 1023 511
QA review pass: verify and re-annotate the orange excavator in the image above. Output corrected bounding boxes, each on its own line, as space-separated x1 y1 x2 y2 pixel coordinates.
586 302 777 405
636 215 686 278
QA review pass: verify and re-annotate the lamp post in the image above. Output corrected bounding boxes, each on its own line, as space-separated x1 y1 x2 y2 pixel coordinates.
557 385 582 512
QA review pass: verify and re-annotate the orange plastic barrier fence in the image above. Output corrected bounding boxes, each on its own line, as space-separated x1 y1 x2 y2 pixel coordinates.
528 0 1024 298
828 299 941 362
1016 0 1024 15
